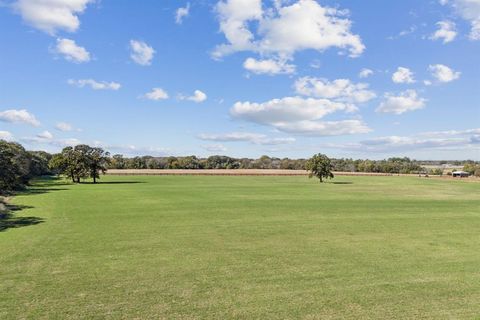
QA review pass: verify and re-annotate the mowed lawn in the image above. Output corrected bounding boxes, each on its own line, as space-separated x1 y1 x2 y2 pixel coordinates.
1 175 480 319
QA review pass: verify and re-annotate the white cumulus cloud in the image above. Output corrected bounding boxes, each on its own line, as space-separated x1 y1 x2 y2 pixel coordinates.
130 40 155 66
323 127 480 154
175 3 190 24
376 90 426 115
24 136 81 147
36 130 53 140
0 109 40 126
180 90 207 103
273 119 371 136
13 0 94 35
55 122 74 132
243 57 295 75
440 0 480 40
198 132 295 145
430 20 457 43
428 64 461 83
0 131 14 141
359 68 373 78
68 79 121 90
231 96 356 124
142 88 169 101
230 96 369 136
55 38 90 63
213 0 365 60
294 77 376 103
392 67 415 84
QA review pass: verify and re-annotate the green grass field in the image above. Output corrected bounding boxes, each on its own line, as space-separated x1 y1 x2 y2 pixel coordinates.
1 175 480 319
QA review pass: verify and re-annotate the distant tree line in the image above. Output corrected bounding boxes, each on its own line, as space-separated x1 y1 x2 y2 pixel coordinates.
108 154 442 175
0 140 52 193
109 154 308 170
2 139 480 194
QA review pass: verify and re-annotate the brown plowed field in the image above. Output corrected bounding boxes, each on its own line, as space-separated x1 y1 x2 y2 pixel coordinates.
105 169 479 180
105 169 395 176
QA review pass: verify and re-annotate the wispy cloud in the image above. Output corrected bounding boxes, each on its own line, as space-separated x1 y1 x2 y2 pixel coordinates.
0 109 40 127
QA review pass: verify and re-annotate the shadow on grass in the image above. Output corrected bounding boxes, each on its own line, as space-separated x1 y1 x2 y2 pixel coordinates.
330 181 353 185
19 187 70 195
32 176 72 187
0 176 64 232
0 204 44 232
81 181 144 185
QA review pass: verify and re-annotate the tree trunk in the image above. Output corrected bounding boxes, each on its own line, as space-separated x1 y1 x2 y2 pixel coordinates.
93 175 96 184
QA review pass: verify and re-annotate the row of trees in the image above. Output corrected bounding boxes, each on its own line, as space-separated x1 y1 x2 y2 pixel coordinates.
0 140 52 193
2 139 479 193
109 155 307 170
49 145 110 183
108 155 430 174
0 141 110 194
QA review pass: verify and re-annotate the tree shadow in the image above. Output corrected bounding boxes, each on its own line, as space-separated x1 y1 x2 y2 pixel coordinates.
0 204 44 232
19 187 70 195
0 176 63 232
31 176 72 187
0 214 44 232
81 181 144 185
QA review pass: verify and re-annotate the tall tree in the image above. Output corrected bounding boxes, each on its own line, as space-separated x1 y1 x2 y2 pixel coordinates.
86 147 110 183
0 141 31 192
305 153 334 183
49 146 88 183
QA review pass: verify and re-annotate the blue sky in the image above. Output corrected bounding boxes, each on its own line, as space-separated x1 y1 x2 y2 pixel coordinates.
0 0 479 160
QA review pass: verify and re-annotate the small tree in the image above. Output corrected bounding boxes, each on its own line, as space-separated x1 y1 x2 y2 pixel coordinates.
475 167 480 177
463 162 476 175
305 153 334 183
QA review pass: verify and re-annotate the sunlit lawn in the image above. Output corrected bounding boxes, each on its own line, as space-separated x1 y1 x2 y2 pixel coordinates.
1 175 480 319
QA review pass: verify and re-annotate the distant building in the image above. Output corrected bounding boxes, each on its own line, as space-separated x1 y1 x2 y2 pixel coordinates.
452 171 470 178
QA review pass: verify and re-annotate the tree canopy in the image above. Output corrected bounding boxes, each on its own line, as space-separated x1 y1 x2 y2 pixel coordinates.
0 140 51 193
305 153 334 183
49 145 110 183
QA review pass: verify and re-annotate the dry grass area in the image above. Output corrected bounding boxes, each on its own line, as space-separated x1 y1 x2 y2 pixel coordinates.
105 169 397 176
105 169 480 181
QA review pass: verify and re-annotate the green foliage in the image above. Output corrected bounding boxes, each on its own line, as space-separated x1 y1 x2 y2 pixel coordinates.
429 168 443 176
111 154 126 169
49 145 110 183
0 140 28 192
305 153 334 183
106 154 433 174
205 155 239 169
463 162 480 176
0 140 51 193
85 147 110 183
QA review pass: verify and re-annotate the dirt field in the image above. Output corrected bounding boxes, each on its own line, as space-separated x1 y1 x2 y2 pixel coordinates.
106 169 395 176
105 169 479 180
